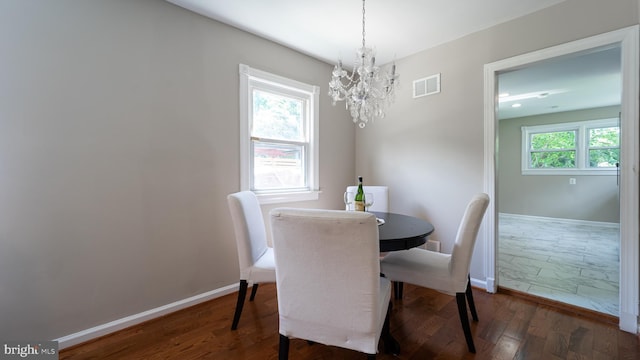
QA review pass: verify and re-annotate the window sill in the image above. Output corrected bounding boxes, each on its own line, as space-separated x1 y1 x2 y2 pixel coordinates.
522 169 617 176
256 190 321 205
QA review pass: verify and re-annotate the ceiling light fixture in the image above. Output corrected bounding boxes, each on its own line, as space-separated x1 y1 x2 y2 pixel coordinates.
498 89 566 103
328 0 399 128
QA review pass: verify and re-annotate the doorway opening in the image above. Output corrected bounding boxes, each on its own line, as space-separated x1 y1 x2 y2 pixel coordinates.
483 26 639 333
496 46 621 317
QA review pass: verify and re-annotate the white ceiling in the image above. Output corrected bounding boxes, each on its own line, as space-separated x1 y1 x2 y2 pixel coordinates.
165 0 567 65
166 0 621 119
498 46 621 119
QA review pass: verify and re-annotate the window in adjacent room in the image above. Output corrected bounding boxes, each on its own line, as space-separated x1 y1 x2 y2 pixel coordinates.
239 64 320 204
522 118 619 175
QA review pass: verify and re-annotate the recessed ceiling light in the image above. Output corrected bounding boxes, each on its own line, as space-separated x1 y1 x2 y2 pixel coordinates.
512 103 522 108
499 92 510 98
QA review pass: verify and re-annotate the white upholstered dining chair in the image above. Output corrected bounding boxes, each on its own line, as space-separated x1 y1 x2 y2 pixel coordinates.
346 185 389 212
380 193 490 353
227 191 276 330
270 208 399 359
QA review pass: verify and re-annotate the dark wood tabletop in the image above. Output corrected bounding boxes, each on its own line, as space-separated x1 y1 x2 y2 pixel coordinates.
372 211 435 252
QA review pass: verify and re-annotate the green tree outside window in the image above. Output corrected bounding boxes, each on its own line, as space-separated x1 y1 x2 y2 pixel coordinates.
588 127 619 167
530 130 576 168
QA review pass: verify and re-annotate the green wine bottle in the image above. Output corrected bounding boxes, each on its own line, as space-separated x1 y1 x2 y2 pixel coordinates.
354 176 365 211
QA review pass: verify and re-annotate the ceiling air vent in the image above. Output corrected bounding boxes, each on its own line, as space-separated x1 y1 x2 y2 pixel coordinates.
413 73 440 98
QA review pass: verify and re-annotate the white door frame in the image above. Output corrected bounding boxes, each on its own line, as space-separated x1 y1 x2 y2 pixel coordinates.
483 25 639 333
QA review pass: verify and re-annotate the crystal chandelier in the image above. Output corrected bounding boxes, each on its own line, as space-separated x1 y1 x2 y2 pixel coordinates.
328 0 399 128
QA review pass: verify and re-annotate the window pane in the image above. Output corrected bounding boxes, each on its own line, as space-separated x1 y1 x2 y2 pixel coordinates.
589 127 619 147
530 131 575 150
589 148 619 168
252 89 304 141
530 151 575 168
253 141 305 190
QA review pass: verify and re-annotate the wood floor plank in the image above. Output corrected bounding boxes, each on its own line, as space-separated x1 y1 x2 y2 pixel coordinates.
59 284 640 360
542 331 569 359
490 334 520 360
568 325 593 356
592 323 617 357
513 335 546 360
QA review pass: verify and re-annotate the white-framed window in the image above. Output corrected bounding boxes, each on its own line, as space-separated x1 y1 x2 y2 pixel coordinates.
239 64 320 204
521 118 619 175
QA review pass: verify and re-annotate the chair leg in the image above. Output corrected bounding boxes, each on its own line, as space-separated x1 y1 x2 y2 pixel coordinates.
456 292 476 353
230 280 248 330
279 334 290 360
381 302 401 355
393 281 404 300
466 276 479 322
249 283 259 301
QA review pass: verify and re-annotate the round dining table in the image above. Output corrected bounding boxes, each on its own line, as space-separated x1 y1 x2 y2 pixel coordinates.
372 211 435 252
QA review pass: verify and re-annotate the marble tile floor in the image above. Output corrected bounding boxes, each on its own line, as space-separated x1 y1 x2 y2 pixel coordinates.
498 213 620 317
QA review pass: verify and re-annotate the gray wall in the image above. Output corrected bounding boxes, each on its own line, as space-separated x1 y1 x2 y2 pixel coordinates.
0 0 354 341
355 0 637 279
2 0 638 344
498 106 621 223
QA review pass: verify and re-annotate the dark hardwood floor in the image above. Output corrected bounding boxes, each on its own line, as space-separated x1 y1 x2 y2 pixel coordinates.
60 283 640 359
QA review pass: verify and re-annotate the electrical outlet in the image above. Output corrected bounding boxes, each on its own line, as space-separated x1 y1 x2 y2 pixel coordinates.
569 178 577 185
426 239 440 252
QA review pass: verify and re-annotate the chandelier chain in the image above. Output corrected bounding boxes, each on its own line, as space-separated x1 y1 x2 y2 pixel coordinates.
361 0 366 49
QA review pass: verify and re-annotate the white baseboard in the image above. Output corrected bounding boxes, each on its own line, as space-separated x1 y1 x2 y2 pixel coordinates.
620 310 639 333
470 277 488 293
55 283 239 350
499 212 619 228
484 277 496 293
